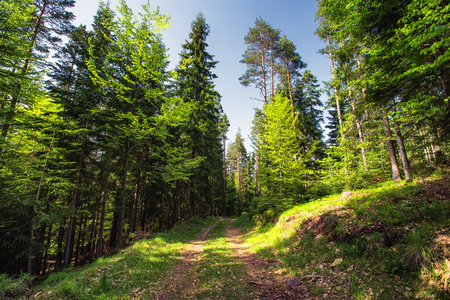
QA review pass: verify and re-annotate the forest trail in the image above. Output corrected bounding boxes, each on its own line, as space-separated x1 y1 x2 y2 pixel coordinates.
153 218 308 299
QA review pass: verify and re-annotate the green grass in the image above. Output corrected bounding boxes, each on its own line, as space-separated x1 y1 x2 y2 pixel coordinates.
238 174 450 299
32 216 219 299
163 219 256 299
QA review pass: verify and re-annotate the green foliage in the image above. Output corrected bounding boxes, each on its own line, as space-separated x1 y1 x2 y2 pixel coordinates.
241 173 450 298
173 12 223 215
259 93 314 209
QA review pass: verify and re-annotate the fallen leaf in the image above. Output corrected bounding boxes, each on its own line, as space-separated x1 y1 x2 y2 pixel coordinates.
330 258 343 267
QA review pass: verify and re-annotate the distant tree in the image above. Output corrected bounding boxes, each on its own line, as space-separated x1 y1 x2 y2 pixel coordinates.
218 114 230 215
227 130 247 215
260 93 313 210
240 17 280 103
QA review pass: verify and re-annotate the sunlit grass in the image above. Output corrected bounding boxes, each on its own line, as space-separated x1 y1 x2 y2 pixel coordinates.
33 217 219 299
239 174 450 299
180 219 255 299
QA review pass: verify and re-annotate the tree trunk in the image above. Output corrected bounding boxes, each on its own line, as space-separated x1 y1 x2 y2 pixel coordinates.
56 220 66 269
381 109 402 181
390 100 412 179
348 86 368 171
117 137 130 248
237 152 242 215
259 33 267 104
222 135 227 216
130 149 143 233
326 36 344 132
42 223 52 275
326 36 347 174
285 58 297 135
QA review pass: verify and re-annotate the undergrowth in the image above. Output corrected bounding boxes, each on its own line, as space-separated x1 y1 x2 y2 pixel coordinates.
28 216 218 299
238 173 450 299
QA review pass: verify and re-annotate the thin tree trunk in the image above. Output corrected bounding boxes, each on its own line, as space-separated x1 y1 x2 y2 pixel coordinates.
381 109 402 181
270 44 275 100
117 137 130 248
97 173 109 256
259 33 267 104
390 100 412 179
56 220 66 269
222 135 227 216
237 152 242 215
130 149 143 233
42 222 52 275
285 58 297 135
326 36 347 174
327 36 344 131
348 86 368 171
2 2 47 139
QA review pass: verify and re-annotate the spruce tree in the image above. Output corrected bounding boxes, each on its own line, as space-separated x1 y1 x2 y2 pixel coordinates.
174 13 223 216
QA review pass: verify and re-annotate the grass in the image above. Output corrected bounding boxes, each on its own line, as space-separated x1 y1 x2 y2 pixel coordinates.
238 173 450 299
31 216 219 299
3 172 449 299
163 219 256 299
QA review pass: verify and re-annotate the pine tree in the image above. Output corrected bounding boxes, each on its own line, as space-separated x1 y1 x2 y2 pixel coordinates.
218 114 230 215
227 130 247 215
174 13 223 216
240 17 280 103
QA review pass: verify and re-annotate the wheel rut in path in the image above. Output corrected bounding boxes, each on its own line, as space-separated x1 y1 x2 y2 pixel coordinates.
154 218 308 299
154 218 224 299
225 219 308 299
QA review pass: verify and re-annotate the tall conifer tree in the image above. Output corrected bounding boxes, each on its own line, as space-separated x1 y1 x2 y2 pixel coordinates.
174 13 223 216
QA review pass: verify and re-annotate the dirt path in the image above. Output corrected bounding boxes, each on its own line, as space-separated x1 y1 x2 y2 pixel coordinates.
154 218 224 299
225 219 308 299
154 218 309 299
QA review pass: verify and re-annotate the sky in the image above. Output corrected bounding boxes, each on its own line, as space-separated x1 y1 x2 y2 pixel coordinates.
70 0 332 151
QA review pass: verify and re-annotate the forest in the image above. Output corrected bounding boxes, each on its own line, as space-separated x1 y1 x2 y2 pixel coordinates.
0 0 449 287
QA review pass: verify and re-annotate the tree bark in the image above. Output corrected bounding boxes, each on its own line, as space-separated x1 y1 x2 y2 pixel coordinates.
390 100 412 179
348 86 368 171
381 109 402 181
259 33 267 104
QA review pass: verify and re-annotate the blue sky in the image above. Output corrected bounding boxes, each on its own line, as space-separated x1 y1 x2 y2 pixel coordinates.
70 0 331 151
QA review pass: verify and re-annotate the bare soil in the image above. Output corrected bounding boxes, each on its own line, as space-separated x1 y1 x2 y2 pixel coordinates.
154 218 224 299
225 219 309 299
154 218 310 299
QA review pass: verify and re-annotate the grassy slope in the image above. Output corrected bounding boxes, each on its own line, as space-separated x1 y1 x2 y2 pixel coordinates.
238 172 450 299
30 217 219 299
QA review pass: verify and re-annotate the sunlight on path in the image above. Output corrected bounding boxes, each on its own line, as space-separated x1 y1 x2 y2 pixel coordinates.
153 218 309 299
